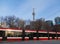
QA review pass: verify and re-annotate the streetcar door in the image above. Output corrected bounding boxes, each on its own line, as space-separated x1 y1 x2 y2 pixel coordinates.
29 33 33 40
2 31 7 41
52 35 55 39
0 31 5 37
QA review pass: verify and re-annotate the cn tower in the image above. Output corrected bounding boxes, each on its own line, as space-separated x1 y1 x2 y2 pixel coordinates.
32 8 35 21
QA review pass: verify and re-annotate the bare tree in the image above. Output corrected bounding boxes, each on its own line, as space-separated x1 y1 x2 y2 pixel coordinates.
4 16 17 28
15 18 25 29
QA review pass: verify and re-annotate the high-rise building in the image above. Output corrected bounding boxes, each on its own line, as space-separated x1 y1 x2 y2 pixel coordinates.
45 20 53 31
30 21 36 29
36 18 45 30
55 17 60 25
46 20 53 27
25 20 30 29
25 20 30 25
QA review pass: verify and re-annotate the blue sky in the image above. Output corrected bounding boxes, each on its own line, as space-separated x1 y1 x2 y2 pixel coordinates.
0 0 60 22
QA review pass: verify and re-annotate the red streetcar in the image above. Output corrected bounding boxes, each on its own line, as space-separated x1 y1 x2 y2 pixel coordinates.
0 28 60 41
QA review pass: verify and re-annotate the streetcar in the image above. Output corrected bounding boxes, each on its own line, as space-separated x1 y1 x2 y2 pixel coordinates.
0 28 60 41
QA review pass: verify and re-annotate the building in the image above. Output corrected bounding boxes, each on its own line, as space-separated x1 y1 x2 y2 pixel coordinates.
45 20 53 31
25 20 30 29
55 17 60 25
36 18 45 30
30 18 46 30
25 20 30 26
30 21 36 30
0 22 9 28
53 24 60 32
46 20 53 27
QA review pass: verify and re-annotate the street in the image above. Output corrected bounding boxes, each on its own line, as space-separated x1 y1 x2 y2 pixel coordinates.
0 40 60 44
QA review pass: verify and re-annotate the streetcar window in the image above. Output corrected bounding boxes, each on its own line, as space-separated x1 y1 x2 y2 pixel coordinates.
6 31 22 37
0 31 5 37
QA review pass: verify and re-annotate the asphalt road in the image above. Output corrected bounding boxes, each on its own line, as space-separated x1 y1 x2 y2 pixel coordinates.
0 40 60 44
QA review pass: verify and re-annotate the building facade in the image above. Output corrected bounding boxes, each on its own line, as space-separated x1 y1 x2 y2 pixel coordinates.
45 20 53 31
55 17 60 25
46 20 53 27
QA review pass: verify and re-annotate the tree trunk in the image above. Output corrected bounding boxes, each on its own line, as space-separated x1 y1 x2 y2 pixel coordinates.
37 29 39 40
47 31 50 40
56 31 58 40
22 29 25 41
